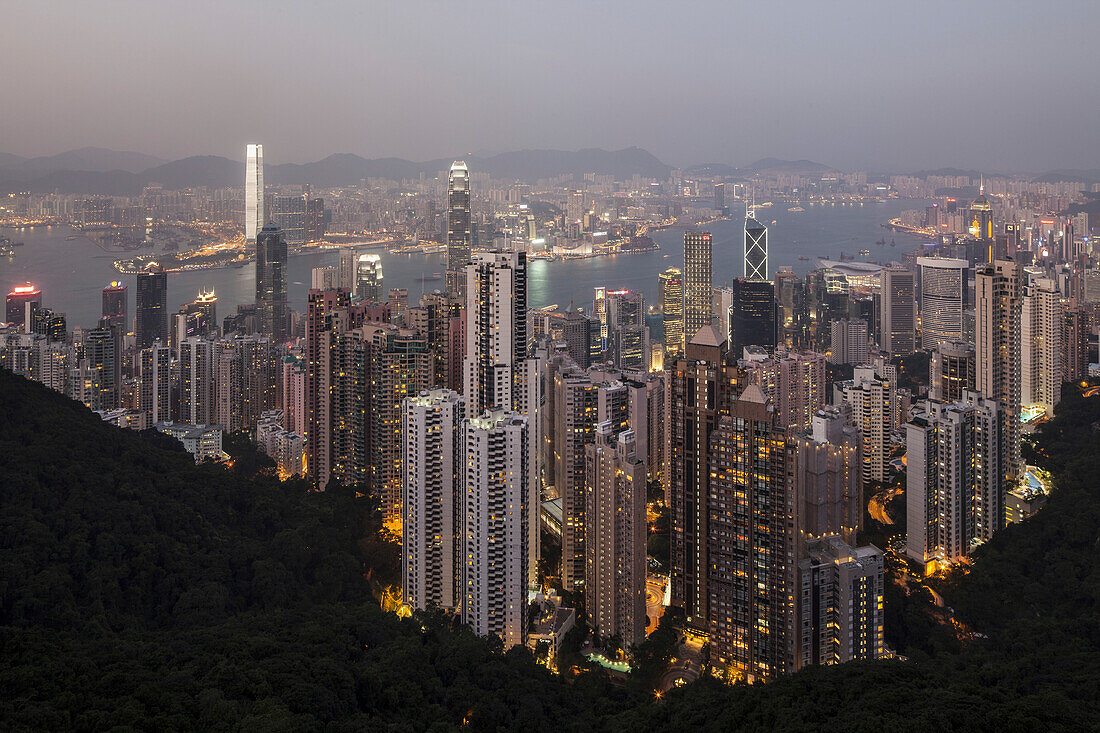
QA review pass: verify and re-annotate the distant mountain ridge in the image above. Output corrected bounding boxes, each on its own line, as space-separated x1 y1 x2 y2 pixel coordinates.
684 158 837 177
0 147 671 194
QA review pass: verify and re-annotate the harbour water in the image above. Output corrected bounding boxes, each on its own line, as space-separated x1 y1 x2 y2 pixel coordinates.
0 200 928 329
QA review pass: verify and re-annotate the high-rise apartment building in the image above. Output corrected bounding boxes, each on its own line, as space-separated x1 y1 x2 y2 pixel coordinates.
929 341 976 402
880 267 915 356
740 350 826 433
269 195 306 244
245 143 264 242
918 257 968 348
791 408 862 546
403 389 465 612
906 393 1003 565
446 161 472 296
135 263 167 349
584 423 646 647
138 341 170 426
975 260 1023 482
707 383 794 680
463 251 529 416
834 366 893 487
462 410 530 648
829 319 869 365
1020 274 1063 417
683 231 713 342
797 537 884 669
178 337 216 425
256 224 288 343
659 267 684 359
330 323 431 518
305 288 352 487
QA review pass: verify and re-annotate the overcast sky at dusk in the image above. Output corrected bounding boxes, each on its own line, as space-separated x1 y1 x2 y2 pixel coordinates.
3 0 1098 172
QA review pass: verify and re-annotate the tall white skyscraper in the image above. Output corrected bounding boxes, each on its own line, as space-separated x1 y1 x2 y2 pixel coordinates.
880 267 916 356
834 366 893 486
462 410 530 648
976 260 1023 482
1021 274 1063 417
403 389 465 613
245 143 264 242
446 161 472 296
463 249 542 587
139 340 170 425
463 251 529 416
179 337 216 425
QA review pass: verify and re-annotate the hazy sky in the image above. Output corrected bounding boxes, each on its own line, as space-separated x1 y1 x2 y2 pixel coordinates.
3 0 1098 171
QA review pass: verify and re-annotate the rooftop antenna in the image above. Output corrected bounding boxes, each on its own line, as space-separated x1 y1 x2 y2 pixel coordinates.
747 187 755 220
979 174 984 195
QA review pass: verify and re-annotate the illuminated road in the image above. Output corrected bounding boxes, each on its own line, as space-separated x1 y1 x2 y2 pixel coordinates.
645 575 667 636
869 486 904 525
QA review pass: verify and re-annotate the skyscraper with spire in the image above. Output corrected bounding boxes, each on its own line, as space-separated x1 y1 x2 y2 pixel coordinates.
245 143 264 242
446 161 472 296
745 199 768 281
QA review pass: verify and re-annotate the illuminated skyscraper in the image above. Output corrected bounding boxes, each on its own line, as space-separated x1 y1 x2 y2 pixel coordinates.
256 224 288 342
101 281 127 331
446 161 472 296
683 231 713 341
6 283 41 332
135 263 168 349
245 143 264 242
968 181 993 241
356 254 384 302
745 207 768 281
463 251 528 416
659 267 684 359
929 341 976 402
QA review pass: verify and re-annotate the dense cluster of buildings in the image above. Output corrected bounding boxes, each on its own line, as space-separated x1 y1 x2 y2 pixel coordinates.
3 146 1096 685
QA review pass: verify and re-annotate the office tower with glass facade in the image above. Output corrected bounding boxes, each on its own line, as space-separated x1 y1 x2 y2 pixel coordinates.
245 143 264 242
5 283 41 331
446 161 472 296
880 267 916 356
683 231 713 342
356 254 384 302
745 209 768 281
728 278 777 354
918 257 968 349
101 281 127 331
659 267 684 359
135 263 168 349
256 224 288 342
269 195 307 244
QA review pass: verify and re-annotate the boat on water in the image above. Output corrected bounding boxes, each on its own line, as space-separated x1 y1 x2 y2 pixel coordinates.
417 273 443 282
798 255 810 261
770 220 777 225
858 249 871 256
65 236 77 241
787 206 805 212
662 254 669 258
890 239 896 247
876 237 886 245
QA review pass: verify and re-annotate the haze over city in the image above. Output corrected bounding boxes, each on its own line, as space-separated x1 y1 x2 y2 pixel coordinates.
4 0 1099 171
3 1 1100 730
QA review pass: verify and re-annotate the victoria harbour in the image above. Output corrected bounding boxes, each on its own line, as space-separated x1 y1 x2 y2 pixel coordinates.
1 200 927 328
